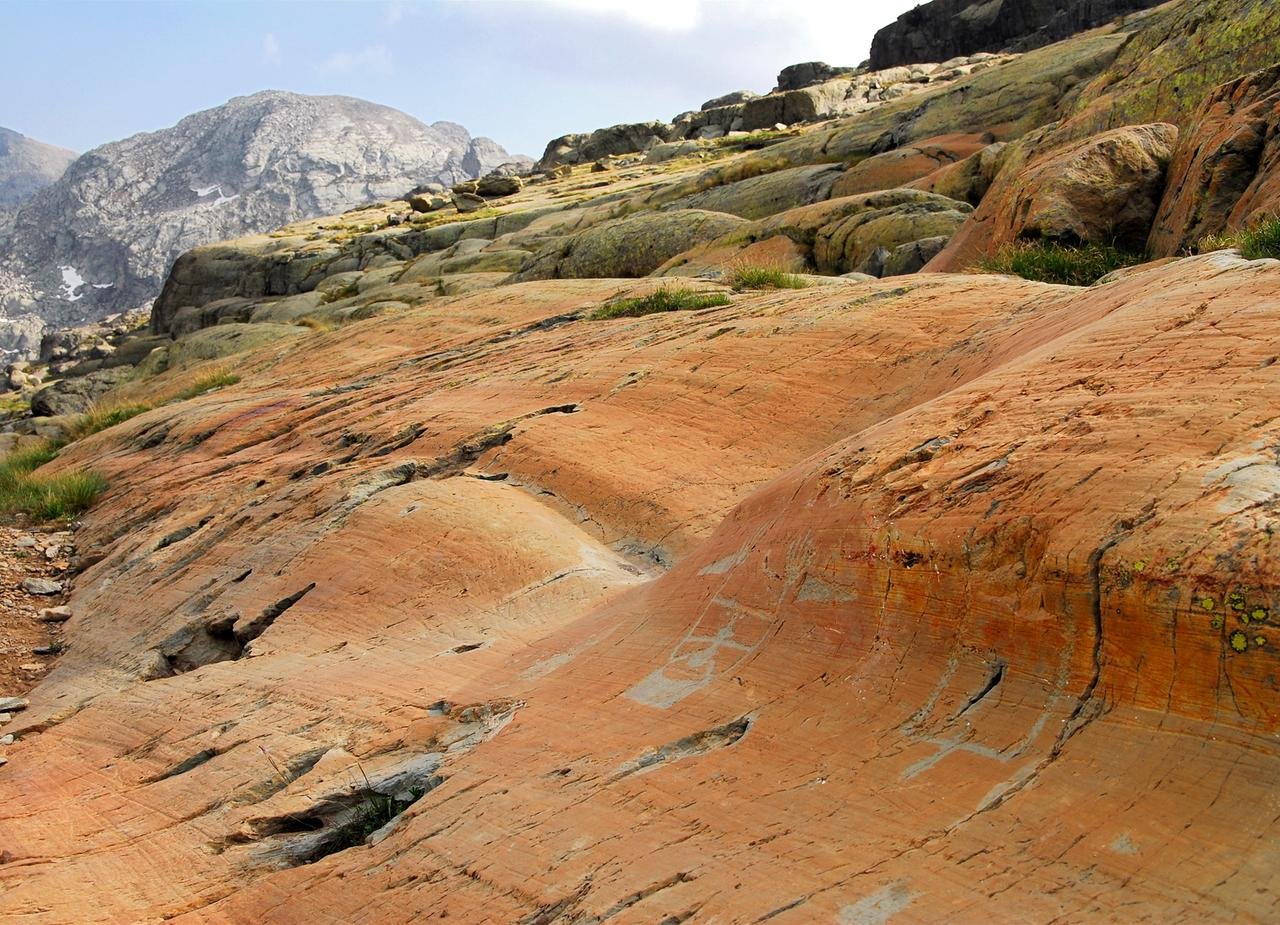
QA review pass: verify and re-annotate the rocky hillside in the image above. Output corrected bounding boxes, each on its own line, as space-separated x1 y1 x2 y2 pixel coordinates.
0 128 75 218
2 0 1280 922
869 0 1168 67
0 92 525 358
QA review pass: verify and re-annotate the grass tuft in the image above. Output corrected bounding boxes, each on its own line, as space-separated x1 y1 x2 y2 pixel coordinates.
1199 216 1280 260
0 442 106 523
729 266 810 291
590 287 732 320
976 241 1143 286
64 404 152 442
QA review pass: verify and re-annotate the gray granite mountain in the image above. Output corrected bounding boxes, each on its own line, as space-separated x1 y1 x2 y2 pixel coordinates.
0 127 76 230
869 0 1166 69
0 91 520 356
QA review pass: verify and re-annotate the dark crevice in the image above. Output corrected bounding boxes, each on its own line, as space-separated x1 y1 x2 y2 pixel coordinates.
235 583 317 644
155 516 213 551
148 747 219 782
612 715 753 781
955 660 1006 718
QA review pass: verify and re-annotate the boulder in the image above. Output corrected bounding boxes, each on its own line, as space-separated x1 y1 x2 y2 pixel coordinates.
1148 64 1280 257
929 123 1178 270
537 121 670 170
21 578 62 596
775 62 856 92
452 192 488 213
475 175 522 198
29 366 132 417
512 209 747 281
883 235 952 276
407 193 448 214
814 198 971 275
700 91 759 111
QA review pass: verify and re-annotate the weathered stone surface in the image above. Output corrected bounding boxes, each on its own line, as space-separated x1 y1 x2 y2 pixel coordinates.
656 189 970 278
905 140 1006 205
930 123 1177 270
830 133 992 197
3 255 1280 921
869 0 1165 68
813 196 971 274
666 164 845 220
512 210 746 280
1149 64 1280 257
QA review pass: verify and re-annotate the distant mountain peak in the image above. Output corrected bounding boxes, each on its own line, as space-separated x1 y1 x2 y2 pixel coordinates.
0 93 517 356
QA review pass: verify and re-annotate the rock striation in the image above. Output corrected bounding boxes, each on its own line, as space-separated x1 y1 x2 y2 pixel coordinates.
0 92 521 358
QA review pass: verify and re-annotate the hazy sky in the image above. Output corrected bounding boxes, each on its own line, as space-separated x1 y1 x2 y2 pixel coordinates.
5 0 921 159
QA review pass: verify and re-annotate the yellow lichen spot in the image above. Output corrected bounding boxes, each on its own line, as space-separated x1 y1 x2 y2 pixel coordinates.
1255 636 1267 648
1210 617 1224 630
1201 597 1216 612
1227 591 1246 611
1133 560 1146 572
1252 608 1269 622
1230 631 1249 653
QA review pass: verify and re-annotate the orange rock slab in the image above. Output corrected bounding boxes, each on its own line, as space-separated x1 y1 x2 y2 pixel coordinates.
2 259 1279 922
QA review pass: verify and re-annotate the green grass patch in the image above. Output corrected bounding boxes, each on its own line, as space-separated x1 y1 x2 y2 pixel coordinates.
976 241 1143 286
64 404 151 442
0 442 106 523
590 287 732 320
1199 216 1280 260
729 266 810 291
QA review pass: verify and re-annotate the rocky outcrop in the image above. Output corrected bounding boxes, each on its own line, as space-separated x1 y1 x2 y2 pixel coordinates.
929 123 1177 269
657 189 971 279
869 0 1165 69
829 132 993 198
774 61 857 92
537 54 1011 169
512 210 746 281
0 92 521 357
0 127 74 213
1148 64 1280 257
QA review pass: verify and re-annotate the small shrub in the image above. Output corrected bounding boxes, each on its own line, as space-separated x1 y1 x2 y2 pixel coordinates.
590 287 732 320
0 442 106 522
976 241 1143 286
729 266 810 291
1199 216 1280 260
296 316 337 333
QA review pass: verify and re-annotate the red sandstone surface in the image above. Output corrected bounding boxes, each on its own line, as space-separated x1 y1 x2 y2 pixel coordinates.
2 253 1278 921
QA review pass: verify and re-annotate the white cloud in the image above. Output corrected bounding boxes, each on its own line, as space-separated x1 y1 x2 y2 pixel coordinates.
383 2 404 25
538 0 703 32
316 44 394 76
262 32 281 66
